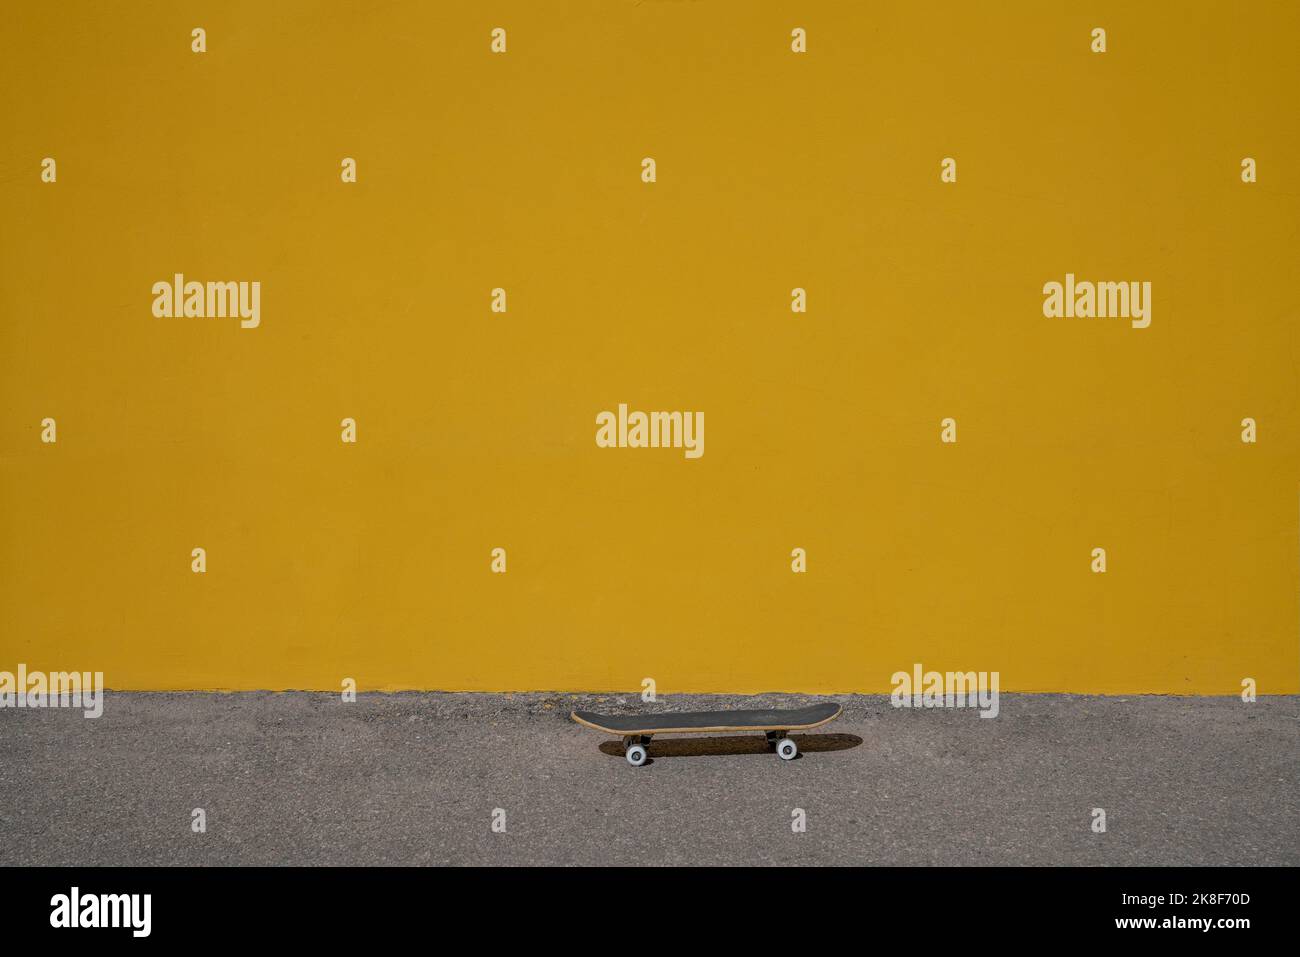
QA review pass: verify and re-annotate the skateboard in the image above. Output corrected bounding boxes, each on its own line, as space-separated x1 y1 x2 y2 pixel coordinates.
572 702 842 766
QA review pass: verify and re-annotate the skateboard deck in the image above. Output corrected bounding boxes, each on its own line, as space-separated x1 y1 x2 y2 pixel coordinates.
572 702 842 765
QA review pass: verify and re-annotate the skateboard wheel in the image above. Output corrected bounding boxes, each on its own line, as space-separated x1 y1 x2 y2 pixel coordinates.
776 738 798 761
625 744 648 767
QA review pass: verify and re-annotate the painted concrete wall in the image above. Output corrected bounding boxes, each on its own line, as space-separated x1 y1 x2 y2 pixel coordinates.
2 1 1296 693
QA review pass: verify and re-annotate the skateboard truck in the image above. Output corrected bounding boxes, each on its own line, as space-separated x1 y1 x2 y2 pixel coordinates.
765 730 798 761
621 734 653 767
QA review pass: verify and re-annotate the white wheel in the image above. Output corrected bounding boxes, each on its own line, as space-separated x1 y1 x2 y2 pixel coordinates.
776 738 798 761
625 744 648 767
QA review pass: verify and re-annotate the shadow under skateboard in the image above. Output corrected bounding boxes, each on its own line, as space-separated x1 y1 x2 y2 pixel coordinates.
595 731 864 763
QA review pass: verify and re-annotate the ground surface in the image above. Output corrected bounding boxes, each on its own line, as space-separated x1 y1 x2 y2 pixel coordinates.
1 692 1296 866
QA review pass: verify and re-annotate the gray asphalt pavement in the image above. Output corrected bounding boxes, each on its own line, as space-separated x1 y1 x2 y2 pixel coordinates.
1 692 1296 866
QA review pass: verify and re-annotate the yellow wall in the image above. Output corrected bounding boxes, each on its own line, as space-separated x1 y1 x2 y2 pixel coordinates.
1 1 1296 694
